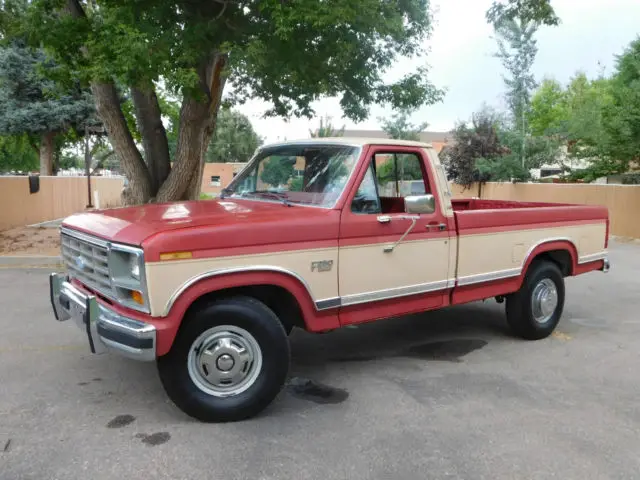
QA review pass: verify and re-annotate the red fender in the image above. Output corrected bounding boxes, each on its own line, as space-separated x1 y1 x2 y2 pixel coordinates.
154 269 340 355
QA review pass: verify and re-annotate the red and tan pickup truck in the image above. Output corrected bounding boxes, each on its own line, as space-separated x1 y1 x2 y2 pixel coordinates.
50 138 610 422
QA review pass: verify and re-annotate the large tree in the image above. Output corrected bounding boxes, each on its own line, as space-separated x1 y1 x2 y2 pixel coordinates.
492 16 539 167
486 0 560 27
11 0 444 204
0 41 97 175
206 108 263 163
309 115 345 138
0 133 39 173
441 106 507 187
379 108 429 141
603 37 640 170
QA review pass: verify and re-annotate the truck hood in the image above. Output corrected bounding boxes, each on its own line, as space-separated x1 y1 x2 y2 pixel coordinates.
62 199 338 252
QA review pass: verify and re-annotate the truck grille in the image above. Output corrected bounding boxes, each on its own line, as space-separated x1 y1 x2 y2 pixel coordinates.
61 230 112 297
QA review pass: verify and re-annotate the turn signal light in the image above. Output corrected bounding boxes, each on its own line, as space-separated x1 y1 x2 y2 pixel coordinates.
159 251 193 261
131 290 144 305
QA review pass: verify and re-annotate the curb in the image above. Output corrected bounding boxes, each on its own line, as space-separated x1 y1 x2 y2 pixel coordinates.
0 256 63 267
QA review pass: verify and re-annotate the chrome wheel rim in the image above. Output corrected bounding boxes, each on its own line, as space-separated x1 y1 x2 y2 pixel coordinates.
531 278 558 324
187 325 262 397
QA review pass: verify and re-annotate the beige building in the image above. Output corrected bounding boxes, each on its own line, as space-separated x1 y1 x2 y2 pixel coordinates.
201 163 247 196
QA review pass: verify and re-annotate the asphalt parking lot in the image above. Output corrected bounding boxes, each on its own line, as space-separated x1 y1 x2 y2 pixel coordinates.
1 240 640 479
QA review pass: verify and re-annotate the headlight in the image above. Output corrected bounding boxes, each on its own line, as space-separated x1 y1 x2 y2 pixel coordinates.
129 254 140 280
107 243 149 313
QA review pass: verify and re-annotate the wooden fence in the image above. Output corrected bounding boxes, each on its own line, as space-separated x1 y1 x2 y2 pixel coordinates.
0 176 124 231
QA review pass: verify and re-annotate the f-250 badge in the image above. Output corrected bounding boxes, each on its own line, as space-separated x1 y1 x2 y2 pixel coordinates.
310 260 333 272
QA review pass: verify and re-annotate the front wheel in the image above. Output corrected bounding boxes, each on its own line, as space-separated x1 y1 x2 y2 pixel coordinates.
506 260 565 340
157 296 290 422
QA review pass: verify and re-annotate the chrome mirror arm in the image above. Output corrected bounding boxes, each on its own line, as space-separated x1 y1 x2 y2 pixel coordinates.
382 215 420 253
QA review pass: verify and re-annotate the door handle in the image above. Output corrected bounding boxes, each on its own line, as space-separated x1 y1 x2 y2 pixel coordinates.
377 215 391 224
426 222 446 232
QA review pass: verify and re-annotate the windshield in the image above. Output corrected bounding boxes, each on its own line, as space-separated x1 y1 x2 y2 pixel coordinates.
223 143 361 208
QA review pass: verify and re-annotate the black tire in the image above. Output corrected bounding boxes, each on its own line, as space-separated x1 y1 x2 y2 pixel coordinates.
505 260 565 340
157 296 290 422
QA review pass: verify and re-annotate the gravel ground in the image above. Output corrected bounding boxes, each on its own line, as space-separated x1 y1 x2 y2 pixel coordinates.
1 240 639 480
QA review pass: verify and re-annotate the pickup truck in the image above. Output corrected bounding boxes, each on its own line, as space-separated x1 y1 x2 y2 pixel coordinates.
49 138 610 422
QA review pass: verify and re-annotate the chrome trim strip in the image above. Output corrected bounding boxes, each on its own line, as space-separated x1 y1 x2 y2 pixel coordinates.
61 226 109 248
315 297 341 310
457 268 521 287
521 237 575 267
339 279 452 307
163 265 318 316
578 251 608 264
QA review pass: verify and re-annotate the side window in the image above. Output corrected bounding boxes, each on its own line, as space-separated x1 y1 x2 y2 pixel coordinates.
351 151 431 215
351 161 381 214
375 153 427 197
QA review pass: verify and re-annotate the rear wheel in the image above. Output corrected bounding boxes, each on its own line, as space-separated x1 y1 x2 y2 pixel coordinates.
506 260 565 340
157 296 290 422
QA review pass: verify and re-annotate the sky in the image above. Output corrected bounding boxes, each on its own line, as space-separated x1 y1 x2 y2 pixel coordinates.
234 0 640 144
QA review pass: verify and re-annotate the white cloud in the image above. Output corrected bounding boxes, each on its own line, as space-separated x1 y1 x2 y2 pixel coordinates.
235 0 640 143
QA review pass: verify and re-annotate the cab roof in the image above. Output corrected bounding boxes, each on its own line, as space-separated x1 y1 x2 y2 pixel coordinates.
261 137 433 149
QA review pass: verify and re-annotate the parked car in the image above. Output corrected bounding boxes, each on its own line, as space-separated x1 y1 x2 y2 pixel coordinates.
50 138 610 422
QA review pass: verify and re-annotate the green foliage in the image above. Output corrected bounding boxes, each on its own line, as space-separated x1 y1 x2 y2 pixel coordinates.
259 156 295 187
379 108 428 140
0 134 38 172
528 73 613 162
206 108 263 163
441 107 506 186
0 42 97 137
289 176 304 192
442 105 559 185
18 0 445 122
486 0 560 27
376 154 424 185
602 37 640 166
493 17 539 133
528 78 568 137
309 116 345 138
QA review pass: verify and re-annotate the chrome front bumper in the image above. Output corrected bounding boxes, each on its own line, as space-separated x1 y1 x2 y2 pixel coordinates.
49 273 156 361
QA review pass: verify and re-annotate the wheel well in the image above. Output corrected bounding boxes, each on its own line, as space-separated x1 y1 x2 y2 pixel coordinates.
183 285 306 331
533 249 573 276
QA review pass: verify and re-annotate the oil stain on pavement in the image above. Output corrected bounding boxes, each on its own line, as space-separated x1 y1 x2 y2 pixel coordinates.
106 414 136 428
286 377 349 404
135 432 171 446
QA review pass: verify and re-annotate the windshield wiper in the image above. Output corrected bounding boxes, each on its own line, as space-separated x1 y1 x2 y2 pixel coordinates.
246 190 293 207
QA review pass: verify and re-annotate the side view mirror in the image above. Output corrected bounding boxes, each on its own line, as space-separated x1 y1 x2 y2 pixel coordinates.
405 194 435 214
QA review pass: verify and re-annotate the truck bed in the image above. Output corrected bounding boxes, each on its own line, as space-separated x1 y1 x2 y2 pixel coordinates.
450 197 609 305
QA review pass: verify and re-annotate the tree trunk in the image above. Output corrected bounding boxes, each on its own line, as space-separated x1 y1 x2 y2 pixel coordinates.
131 86 171 194
157 53 228 202
184 54 228 200
39 132 55 176
155 96 210 202
90 83 153 204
